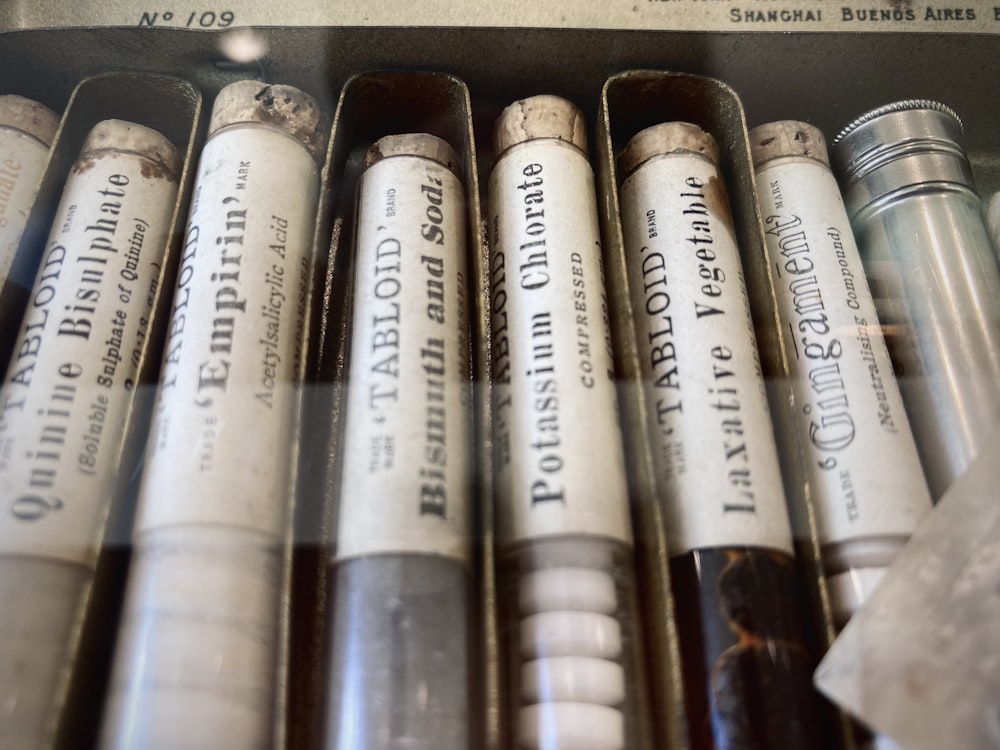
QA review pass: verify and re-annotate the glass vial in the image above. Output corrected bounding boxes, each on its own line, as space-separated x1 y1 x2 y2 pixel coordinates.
617 122 820 750
0 119 180 750
324 133 473 750
0 95 59 296
489 95 652 750
749 120 933 627
832 100 1000 499
99 81 326 749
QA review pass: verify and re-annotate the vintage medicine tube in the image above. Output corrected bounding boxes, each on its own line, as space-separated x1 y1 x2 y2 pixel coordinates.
617 122 819 750
99 81 326 749
489 95 652 750
832 101 1000 499
0 96 60 371
324 134 473 750
0 95 59 295
0 119 180 750
749 120 933 626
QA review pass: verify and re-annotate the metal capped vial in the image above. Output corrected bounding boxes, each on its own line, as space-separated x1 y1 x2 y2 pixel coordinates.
100 81 327 750
832 100 1000 499
0 95 59 294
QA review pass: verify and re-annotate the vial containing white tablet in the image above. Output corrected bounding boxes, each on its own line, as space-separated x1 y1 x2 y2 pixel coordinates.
100 81 326 750
489 94 652 750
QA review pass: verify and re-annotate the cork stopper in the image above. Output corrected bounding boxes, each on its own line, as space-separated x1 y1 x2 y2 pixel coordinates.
0 95 59 147
619 122 719 179
208 80 328 163
363 133 462 178
493 95 587 158
77 119 181 181
748 121 830 170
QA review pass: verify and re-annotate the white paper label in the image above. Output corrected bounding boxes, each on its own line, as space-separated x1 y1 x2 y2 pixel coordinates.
0 152 177 565
619 154 793 555
335 154 472 563
756 159 933 548
136 128 318 538
0 129 52 286
489 142 632 547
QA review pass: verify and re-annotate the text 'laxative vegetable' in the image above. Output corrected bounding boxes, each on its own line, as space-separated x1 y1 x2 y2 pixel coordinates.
617 121 820 750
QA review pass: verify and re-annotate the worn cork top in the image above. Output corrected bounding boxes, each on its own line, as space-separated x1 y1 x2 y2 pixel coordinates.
0 95 59 147
363 133 461 177
79 119 181 181
493 95 587 158
749 121 830 170
619 121 719 179
209 80 328 163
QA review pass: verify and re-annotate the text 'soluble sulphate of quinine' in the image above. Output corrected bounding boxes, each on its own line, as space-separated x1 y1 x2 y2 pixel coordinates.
0 119 180 750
